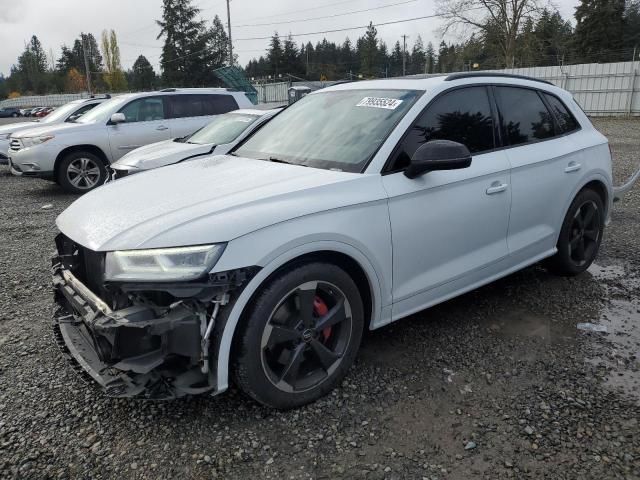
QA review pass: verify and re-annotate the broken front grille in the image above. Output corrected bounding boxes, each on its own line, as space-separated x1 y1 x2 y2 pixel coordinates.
54 233 106 299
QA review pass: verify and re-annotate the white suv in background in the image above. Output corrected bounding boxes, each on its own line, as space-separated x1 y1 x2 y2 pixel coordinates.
0 96 108 163
8 88 253 193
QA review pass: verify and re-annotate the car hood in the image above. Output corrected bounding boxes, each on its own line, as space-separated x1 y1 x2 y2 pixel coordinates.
0 121 41 135
12 121 94 138
111 139 211 171
57 155 383 251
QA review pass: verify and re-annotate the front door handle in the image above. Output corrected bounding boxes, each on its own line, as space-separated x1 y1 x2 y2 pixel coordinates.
486 182 508 195
564 161 582 173
156 125 169 131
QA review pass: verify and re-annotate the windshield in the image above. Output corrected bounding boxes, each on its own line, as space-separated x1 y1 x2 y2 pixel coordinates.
40 102 83 123
234 89 421 172
76 96 127 124
187 113 260 145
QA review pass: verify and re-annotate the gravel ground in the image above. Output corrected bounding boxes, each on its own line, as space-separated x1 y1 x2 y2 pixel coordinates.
0 117 639 480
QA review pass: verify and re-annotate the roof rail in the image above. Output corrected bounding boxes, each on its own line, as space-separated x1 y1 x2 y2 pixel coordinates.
444 72 553 86
90 94 111 99
160 88 177 92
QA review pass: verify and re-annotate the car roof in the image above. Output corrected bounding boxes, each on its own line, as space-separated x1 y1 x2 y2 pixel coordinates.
320 74 566 96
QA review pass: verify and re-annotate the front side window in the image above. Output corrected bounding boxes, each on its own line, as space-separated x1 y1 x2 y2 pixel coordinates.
235 89 421 173
390 86 495 171
543 93 579 134
187 113 259 145
495 87 555 146
119 97 166 123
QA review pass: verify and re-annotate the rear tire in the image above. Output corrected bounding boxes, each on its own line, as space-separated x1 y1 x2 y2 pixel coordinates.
545 188 604 276
232 262 364 409
57 151 107 194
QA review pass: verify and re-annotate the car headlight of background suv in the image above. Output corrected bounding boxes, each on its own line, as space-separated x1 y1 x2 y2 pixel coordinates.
104 244 226 282
20 135 55 148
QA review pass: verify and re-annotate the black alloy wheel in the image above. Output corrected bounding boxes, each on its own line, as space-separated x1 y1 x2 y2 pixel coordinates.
233 262 364 409
546 188 604 276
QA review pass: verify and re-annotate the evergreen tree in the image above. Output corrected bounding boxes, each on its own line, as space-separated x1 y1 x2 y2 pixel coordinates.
574 0 626 62
359 22 379 78
266 33 283 78
130 55 156 90
409 36 426 74
283 34 302 76
156 0 210 86
425 42 436 73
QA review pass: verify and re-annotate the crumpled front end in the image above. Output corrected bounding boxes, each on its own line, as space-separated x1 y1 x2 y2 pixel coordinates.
52 233 254 400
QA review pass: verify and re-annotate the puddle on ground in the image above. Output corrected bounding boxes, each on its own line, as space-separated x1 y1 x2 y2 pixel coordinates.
583 262 640 404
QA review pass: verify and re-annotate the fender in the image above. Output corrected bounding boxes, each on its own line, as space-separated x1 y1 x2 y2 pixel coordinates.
554 170 613 240
213 240 386 394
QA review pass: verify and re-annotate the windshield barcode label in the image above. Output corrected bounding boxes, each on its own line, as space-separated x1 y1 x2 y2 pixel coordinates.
356 97 403 110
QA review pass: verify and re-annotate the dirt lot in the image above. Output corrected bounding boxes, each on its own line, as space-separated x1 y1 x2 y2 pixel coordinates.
0 118 639 480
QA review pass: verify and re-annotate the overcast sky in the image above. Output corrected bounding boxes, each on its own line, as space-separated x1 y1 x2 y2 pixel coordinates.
0 0 581 77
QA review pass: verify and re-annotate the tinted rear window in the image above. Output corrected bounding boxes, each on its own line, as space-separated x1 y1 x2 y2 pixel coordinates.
169 94 239 118
544 93 579 133
495 87 555 146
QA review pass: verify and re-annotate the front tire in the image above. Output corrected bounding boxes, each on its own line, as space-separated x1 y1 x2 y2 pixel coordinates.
546 188 604 276
57 151 107 194
233 262 364 409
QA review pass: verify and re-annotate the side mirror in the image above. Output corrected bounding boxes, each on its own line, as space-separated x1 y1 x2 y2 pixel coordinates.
110 113 126 125
404 140 472 179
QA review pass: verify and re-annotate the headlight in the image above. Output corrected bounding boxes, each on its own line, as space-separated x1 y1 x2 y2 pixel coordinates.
0 133 12 140
21 135 54 148
105 244 225 282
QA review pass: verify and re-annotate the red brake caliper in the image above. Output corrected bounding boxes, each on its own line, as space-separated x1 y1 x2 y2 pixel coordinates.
313 296 331 342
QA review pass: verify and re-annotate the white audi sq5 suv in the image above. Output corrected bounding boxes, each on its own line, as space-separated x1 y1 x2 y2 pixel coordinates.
51 74 638 409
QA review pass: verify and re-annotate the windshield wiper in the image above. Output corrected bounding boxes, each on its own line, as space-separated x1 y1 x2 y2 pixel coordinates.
268 156 305 166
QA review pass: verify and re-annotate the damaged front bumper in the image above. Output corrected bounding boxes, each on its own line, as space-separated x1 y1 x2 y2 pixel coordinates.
51 237 254 400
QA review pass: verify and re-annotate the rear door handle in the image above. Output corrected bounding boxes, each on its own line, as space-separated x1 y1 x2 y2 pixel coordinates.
156 125 169 131
564 162 582 173
486 182 508 195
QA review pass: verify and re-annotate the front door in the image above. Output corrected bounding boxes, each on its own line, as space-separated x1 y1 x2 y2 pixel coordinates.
382 86 512 319
107 96 171 160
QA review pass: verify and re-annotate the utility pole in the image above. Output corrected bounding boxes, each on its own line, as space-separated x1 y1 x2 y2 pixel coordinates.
402 34 408 77
81 33 92 95
226 0 233 66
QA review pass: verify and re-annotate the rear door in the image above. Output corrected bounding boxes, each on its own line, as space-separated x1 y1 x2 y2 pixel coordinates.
494 86 583 259
107 96 171 160
167 94 240 138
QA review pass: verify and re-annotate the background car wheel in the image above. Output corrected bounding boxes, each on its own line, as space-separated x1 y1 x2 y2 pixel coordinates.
57 151 107 194
545 188 604 276
233 262 364 409
11 112 18 118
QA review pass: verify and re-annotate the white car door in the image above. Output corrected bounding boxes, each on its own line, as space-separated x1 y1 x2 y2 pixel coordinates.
382 86 512 319
493 86 584 260
107 96 171 161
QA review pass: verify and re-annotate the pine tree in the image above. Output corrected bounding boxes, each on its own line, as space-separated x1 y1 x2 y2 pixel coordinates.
425 42 436 73
157 0 210 86
130 55 156 90
266 33 283 78
409 35 425 74
359 22 379 78
574 0 625 62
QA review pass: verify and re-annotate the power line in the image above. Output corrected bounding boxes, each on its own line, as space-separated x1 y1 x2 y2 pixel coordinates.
234 0 419 28
157 10 467 65
239 0 361 22
234 10 481 41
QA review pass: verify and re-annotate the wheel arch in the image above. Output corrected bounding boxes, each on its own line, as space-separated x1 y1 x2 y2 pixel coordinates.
555 173 612 240
54 145 110 179
214 241 383 394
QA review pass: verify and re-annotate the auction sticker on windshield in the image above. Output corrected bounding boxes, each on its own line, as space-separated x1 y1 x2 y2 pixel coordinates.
356 97 403 110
